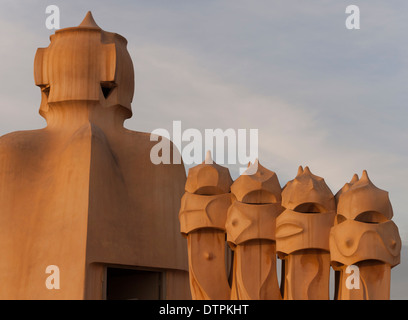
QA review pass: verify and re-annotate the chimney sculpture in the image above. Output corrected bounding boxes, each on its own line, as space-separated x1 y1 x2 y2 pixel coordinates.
179 151 233 299
225 160 283 300
0 12 189 299
330 171 401 300
276 166 336 300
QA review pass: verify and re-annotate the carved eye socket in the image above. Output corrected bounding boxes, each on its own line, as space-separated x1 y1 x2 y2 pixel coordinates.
100 81 116 99
41 85 50 98
294 202 326 213
355 211 387 224
335 214 347 224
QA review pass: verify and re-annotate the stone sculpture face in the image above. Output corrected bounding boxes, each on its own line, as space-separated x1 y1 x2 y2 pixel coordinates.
281 166 336 214
335 170 393 223
331 170 401 268
330 219 401 267
34 12 134 118
230 160 282 204
276 166 336 254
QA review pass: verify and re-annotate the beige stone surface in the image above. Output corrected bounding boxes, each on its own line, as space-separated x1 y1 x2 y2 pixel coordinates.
336 170 393 221
227 160 283 300
277 166 335 300
0 12 189 300
230 160 281 204
179 151 232 299
180 164 402 300
331 170 401 300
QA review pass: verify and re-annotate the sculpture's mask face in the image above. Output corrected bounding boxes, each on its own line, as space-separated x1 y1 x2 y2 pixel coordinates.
281 166 336 214
275 166 336 256
230 160 282 204
34 12 134 118
335 170 393 224
330 171 401 267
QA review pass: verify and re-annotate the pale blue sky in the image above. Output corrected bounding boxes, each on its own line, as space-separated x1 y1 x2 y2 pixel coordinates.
0 0 407 298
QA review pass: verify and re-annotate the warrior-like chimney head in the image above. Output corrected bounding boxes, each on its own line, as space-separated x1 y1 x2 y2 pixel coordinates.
34 12 134 119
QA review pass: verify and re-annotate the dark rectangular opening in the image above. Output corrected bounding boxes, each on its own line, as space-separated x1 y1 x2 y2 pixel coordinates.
106 267 164 300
